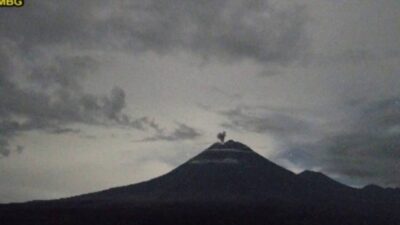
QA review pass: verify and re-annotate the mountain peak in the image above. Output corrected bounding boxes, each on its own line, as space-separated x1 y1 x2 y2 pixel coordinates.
206 140 253 152
298 170 326 178
187 140 256 165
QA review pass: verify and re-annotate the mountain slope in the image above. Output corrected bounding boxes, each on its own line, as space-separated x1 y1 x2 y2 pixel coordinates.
67 140 301 204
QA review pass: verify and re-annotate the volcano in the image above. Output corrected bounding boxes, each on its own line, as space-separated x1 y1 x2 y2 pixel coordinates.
1 140 400 225
69 140 301 204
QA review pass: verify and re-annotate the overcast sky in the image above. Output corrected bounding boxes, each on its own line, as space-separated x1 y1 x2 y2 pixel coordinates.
1 0 400 203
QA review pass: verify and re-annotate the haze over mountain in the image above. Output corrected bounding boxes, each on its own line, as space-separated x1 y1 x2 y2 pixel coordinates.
1 140 399 225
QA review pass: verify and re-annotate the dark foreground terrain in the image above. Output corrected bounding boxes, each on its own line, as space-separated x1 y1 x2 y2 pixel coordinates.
1 200 400 225
1 140 399 225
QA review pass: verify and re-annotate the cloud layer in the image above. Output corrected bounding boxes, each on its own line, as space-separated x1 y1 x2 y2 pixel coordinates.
139 123 202 142
221 98 400 186
1 0 308 62
0 0 308 156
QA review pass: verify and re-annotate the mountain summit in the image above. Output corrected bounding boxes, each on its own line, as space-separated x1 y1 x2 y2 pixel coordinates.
2 140 400 225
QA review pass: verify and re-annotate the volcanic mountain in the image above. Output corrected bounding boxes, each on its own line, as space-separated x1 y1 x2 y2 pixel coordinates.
68 140 301 204
1 140 400 225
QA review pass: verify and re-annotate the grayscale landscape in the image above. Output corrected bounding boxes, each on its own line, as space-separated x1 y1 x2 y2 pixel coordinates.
0 1 399 224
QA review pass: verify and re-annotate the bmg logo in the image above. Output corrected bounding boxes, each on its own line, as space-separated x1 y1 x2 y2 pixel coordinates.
0 0 24 7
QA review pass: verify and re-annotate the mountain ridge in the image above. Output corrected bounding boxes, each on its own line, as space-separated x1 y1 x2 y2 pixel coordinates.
3 140 399 205
1 140 400 225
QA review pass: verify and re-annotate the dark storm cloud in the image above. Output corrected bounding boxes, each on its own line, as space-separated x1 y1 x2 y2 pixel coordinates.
0 55 124 125
103 87 126 120
0 49 158 156
0 76 162 156
29 55 98 91
139 123 202 142
106 0 308 63
0 0 308 63
0 1 104 49
0 0 309 156
221 106 314 136
221 101 400 187
314 98 400 186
